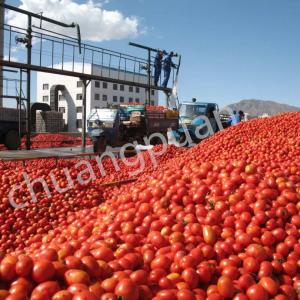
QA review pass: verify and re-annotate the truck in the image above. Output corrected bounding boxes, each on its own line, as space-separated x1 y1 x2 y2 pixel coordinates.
0 107 25 150
87 105 179 153
174 101 230 145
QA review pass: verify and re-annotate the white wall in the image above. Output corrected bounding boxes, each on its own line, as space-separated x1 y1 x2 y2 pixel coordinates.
36 64 92 132
36 63 159 132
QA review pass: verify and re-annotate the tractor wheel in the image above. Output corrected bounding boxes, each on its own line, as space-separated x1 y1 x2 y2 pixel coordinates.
5 130 21 150
179 133 189 147
93 136 107 153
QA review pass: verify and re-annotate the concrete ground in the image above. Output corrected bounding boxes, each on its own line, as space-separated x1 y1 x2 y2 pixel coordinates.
0 145 94 160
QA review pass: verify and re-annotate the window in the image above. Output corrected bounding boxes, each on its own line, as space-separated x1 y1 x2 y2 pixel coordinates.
120 96 124 103
129 86 133 92
59 107 65 113
103 82 108 89
113 84 118 91
42 95 49 102
76 94 82 100
102 95 108 101
77 81 83 88
151 101 155 105
76 107 82 113
95 81 100 88
136 87 140 93
76 119 82 128
94 106 99 109
129 97 133 103
135 98 140 103
151 90 155 96
120 85 124 91
95 94 100 101
113 96 118 102
43 84 49 90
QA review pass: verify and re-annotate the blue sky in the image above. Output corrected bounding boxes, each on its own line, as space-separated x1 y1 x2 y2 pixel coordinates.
6 0 300 107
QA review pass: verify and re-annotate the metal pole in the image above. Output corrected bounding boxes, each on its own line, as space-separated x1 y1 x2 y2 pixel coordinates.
147 50 151 106
18 69 22 137
81 78 87 150
26 15 32 150
0 0 4 107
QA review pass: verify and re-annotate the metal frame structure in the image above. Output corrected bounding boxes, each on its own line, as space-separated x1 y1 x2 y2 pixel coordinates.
0 3 180 151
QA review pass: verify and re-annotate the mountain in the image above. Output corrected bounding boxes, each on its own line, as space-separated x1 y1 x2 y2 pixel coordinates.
226 99 299 117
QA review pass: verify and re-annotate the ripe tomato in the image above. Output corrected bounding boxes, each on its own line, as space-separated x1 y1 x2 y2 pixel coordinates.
114 278 139 300
259 277 278 297
246 284 269 300
217 276 235 298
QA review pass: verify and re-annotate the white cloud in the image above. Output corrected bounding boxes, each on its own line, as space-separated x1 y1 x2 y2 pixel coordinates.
6 0 140 42
3 54 18 62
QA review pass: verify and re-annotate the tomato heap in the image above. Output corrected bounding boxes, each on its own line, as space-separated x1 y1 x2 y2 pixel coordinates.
0 134 92 151
0 146 182 253
22 134 92 150
0 112 300 299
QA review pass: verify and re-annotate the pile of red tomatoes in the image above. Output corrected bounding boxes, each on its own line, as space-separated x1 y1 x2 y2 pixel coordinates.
0 134 92 151
21 134 92 150
146 106 166 111
0 112 300 299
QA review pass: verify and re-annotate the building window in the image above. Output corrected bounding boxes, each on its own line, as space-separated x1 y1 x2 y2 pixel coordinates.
77 81 83 88
103 82 108 89
120 96 124 103
113 84 118 91
76 107 82 113
136 87 140 93
151 101 155 105
120 85 124 91
113 96 118 102
42 95 49 102
95 94 100 101
129 97 133 103
95 106 99 109
102 95 108 101
135 98 140 103
59 107 65 113
43 84 49 90
76 119 82 128
95 81 100 88
76 94 82 100
151 90 155 96
129 86 133 92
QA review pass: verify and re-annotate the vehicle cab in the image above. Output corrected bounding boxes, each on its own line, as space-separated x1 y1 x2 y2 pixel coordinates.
179 102 219 126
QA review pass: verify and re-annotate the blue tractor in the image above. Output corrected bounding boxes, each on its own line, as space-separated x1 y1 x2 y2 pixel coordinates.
174 100 229 145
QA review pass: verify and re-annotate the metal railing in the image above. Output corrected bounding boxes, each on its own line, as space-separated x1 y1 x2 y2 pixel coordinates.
1 23 175 87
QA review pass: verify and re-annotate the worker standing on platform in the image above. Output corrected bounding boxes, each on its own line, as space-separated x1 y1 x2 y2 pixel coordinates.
154 51 165 86
162 52 177 88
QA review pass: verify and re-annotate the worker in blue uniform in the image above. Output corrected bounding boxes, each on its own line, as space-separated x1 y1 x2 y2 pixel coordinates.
162 52 177 88
153 51 165 86
228 111 241 126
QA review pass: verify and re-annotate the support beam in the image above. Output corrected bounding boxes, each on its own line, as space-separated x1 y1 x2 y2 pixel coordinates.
0 60 172 94
81 79 90 150
147 50 151 106
25 15 32 150
0 0 4 107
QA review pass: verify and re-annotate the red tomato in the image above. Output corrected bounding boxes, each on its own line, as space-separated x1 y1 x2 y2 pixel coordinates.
114 278 139 300
246 284 269 300
32 259 55 283
259 277 279 297
52 290 73 300
217 276 235 298
64 269 90 285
